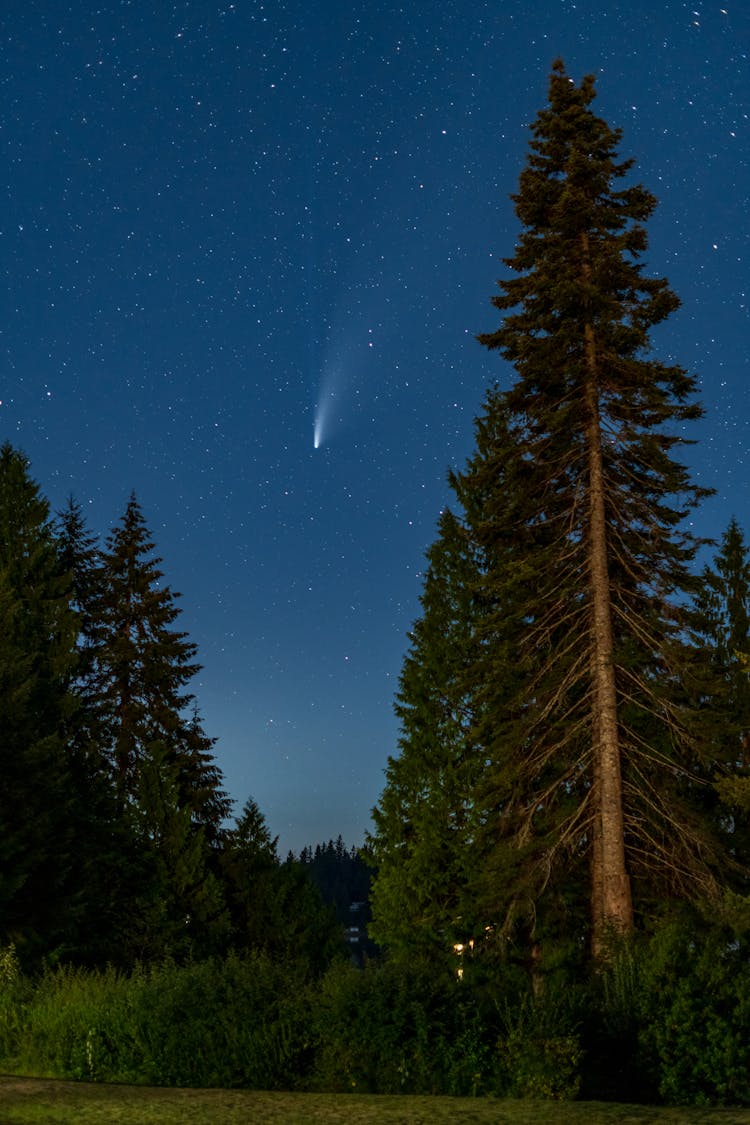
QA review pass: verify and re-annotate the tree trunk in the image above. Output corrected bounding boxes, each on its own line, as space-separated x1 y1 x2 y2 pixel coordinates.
581 234 633 955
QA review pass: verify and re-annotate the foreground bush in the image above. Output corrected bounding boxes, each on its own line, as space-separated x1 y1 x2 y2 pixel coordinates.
310 959 490 1094
308 957 583 1098
636 926 750 1106
7 952 575 1098
581 924 750 1107
9 952 313 1089
3 925 750 1104
497 989 584 1100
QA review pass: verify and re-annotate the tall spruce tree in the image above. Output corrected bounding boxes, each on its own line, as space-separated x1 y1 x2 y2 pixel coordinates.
471 61 723 954
371 62 724 963
87 495 231 956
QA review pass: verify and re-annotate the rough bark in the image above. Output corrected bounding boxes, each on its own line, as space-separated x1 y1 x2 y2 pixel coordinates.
586 379 633 948
582 231 634 950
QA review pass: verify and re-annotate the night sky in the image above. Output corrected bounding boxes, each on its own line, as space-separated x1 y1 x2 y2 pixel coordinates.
1 1 747 853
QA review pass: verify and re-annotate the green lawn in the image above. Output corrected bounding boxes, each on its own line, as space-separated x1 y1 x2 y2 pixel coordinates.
1 1079 750 1125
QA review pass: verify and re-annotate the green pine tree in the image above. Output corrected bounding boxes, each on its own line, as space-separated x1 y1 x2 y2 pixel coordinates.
693 518 750 755
56 496 101 653
691 520 750 897
87 494 231 958
368 508 486 960
55 496 109 768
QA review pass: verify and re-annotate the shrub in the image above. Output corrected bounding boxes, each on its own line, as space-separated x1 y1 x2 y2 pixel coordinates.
309 958 502 1095
15 963 134 1081
308 947 591 1099
310 960 433 1093
496 988 583 1100
582 924 750 1107
13 952 315 1089
636 926 750 1106
128 952 313 1088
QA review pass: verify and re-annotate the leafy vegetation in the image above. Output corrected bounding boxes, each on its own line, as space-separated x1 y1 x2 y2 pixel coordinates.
0 930 749 1106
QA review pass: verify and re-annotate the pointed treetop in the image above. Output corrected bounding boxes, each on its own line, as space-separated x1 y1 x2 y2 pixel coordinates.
548 57 597 104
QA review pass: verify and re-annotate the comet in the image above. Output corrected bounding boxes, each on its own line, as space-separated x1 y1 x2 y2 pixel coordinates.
313 384 336 450
313 301 377 449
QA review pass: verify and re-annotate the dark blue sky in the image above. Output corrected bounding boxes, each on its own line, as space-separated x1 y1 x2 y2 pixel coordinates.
1 1 747 852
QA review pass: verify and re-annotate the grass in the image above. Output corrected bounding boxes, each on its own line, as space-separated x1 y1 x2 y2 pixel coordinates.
2 1079 750 1125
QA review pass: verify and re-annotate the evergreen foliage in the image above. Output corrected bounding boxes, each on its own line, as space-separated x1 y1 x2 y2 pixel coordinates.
0 445 86 961
82 495 232 959
0 447 349 970
693 518 750 760
369 508 485 959
55 496 108 765
50 495 138 966
56 496 102 669
88 495 230 831
295 836 375 961
0 458 235 964
222 800 343 969
691 520 750 910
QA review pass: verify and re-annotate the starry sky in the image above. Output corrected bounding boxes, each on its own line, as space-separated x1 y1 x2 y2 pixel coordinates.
1 1 747 853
